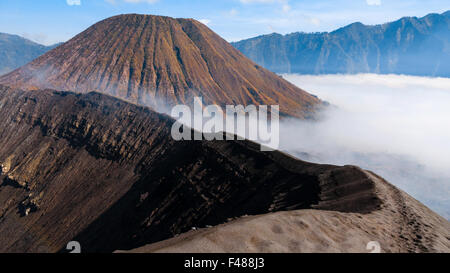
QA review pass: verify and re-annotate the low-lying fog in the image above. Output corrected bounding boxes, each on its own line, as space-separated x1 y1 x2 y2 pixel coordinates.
281 74 450 220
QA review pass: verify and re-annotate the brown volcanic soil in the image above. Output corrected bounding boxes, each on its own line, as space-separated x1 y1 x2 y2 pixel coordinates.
0 85 448 253
123 171 450 253
0 14 320 118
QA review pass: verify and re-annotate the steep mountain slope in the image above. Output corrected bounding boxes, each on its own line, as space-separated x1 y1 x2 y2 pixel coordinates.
0 85 448 253
0 33 58 76
0 14 321 118
232 11 450 77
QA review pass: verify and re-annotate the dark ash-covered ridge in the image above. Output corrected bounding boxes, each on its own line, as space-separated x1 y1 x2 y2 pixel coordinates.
0 85 380 252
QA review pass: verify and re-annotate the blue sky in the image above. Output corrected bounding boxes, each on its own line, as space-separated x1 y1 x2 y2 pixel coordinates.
0 0 449 45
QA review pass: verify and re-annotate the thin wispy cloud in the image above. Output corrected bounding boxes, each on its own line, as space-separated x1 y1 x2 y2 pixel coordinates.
229 9 238 17
198 19 211 26
1 1 447 51
105 0 159 4
366 0 381 6
66 0 81 6
240 0 291 14
240 0 284 3
124 0 159 3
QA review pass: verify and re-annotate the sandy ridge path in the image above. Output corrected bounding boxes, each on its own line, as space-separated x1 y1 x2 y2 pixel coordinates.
368 171 430 252
119 169 450 253
365 171 450 252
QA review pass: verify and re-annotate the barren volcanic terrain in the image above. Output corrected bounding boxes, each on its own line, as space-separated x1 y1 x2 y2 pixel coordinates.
0 85 448 253
122 171 450 253
0 13 448 254
0 14 320 118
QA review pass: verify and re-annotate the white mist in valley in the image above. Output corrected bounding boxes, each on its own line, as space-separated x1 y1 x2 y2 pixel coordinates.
142 73 449 219
281 74 450 219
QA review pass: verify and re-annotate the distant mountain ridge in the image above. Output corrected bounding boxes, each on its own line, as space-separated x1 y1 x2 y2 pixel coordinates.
232 11 450 77
0 33 58 76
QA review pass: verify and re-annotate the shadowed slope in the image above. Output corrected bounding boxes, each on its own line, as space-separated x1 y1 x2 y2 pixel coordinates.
0 14 321 118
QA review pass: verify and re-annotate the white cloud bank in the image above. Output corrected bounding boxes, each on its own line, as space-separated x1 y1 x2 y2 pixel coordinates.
281 73 450 219
138 72 449 219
